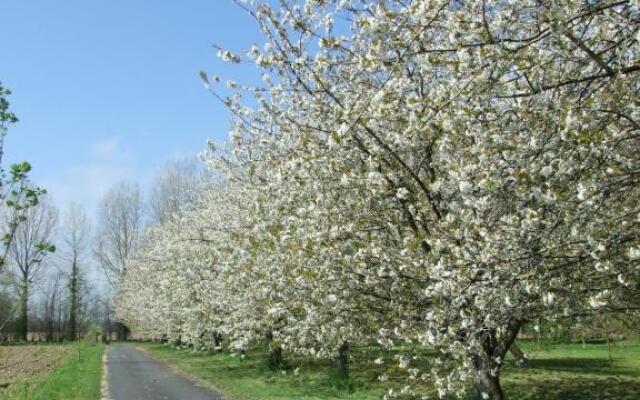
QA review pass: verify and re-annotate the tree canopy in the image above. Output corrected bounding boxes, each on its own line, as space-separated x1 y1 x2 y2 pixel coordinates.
115 1 640 398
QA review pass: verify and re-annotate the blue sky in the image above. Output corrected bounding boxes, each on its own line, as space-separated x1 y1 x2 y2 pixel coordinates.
0 0 262 217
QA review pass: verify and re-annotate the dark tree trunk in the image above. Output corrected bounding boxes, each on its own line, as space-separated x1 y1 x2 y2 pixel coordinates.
270 344 283 367
335 341 350 379
212 331 223 350
476 368 505 400
44 285 58 343
509 341 528 367
266 331 283 368
67 260 79 341
473 319 522 399
606 333 612 365
17 278 28 341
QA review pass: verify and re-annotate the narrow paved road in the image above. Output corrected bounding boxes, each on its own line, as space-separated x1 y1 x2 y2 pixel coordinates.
106 343 222 400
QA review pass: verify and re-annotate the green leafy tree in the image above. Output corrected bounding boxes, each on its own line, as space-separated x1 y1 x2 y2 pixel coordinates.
0 82 46 270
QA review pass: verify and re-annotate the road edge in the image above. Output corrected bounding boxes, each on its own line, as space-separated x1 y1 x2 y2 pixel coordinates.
100 345 111 400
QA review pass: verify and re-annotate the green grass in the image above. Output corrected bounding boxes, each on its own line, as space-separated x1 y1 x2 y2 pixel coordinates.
138 340 640 400
137 342 391 400
0 342 105 400
502 340 640 400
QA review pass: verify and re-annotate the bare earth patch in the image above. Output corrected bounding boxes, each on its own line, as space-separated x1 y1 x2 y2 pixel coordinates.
0 345 71 387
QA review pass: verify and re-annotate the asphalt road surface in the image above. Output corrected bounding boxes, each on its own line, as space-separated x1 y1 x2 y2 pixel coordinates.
106 343 222 400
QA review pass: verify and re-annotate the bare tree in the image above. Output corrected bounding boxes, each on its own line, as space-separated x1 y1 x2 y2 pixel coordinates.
41 271 65 342
149 158 207 224
94 181 143 286
7 194 57 341
60 203 89 341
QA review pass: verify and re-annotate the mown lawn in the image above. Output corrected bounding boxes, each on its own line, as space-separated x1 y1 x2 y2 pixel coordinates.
138 340 640 400
137 342 389 400
503 340 640 400
0 342 105 400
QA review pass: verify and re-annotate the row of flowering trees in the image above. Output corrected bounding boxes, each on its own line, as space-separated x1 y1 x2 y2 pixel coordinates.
115 1 640 398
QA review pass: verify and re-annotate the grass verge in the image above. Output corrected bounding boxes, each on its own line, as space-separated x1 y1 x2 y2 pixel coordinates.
0 342 105 400
138 340 640 400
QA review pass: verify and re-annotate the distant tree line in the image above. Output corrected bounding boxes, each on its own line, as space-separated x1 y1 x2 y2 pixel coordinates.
0 81 205 344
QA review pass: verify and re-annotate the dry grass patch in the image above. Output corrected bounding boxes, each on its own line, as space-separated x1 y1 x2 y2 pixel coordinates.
0 345 70 387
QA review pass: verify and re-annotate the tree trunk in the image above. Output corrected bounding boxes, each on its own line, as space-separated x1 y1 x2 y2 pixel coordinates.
606 333 612 365
266 331 283 368
335 341 350 379
67 259 79 341
476 368 505 400
212 331 223 350
270 344 283 367
473 319 521 400
509 341 528 367
17 277 28 341
45 292 55 342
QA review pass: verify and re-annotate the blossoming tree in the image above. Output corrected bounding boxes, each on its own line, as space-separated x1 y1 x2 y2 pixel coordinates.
116 1 640 398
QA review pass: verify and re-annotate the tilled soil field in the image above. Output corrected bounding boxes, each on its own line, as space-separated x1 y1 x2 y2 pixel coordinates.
0 345 70 387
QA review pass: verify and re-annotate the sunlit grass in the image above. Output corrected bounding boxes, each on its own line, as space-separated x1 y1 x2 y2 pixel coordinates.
503 340 640 400
0 342 105 400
